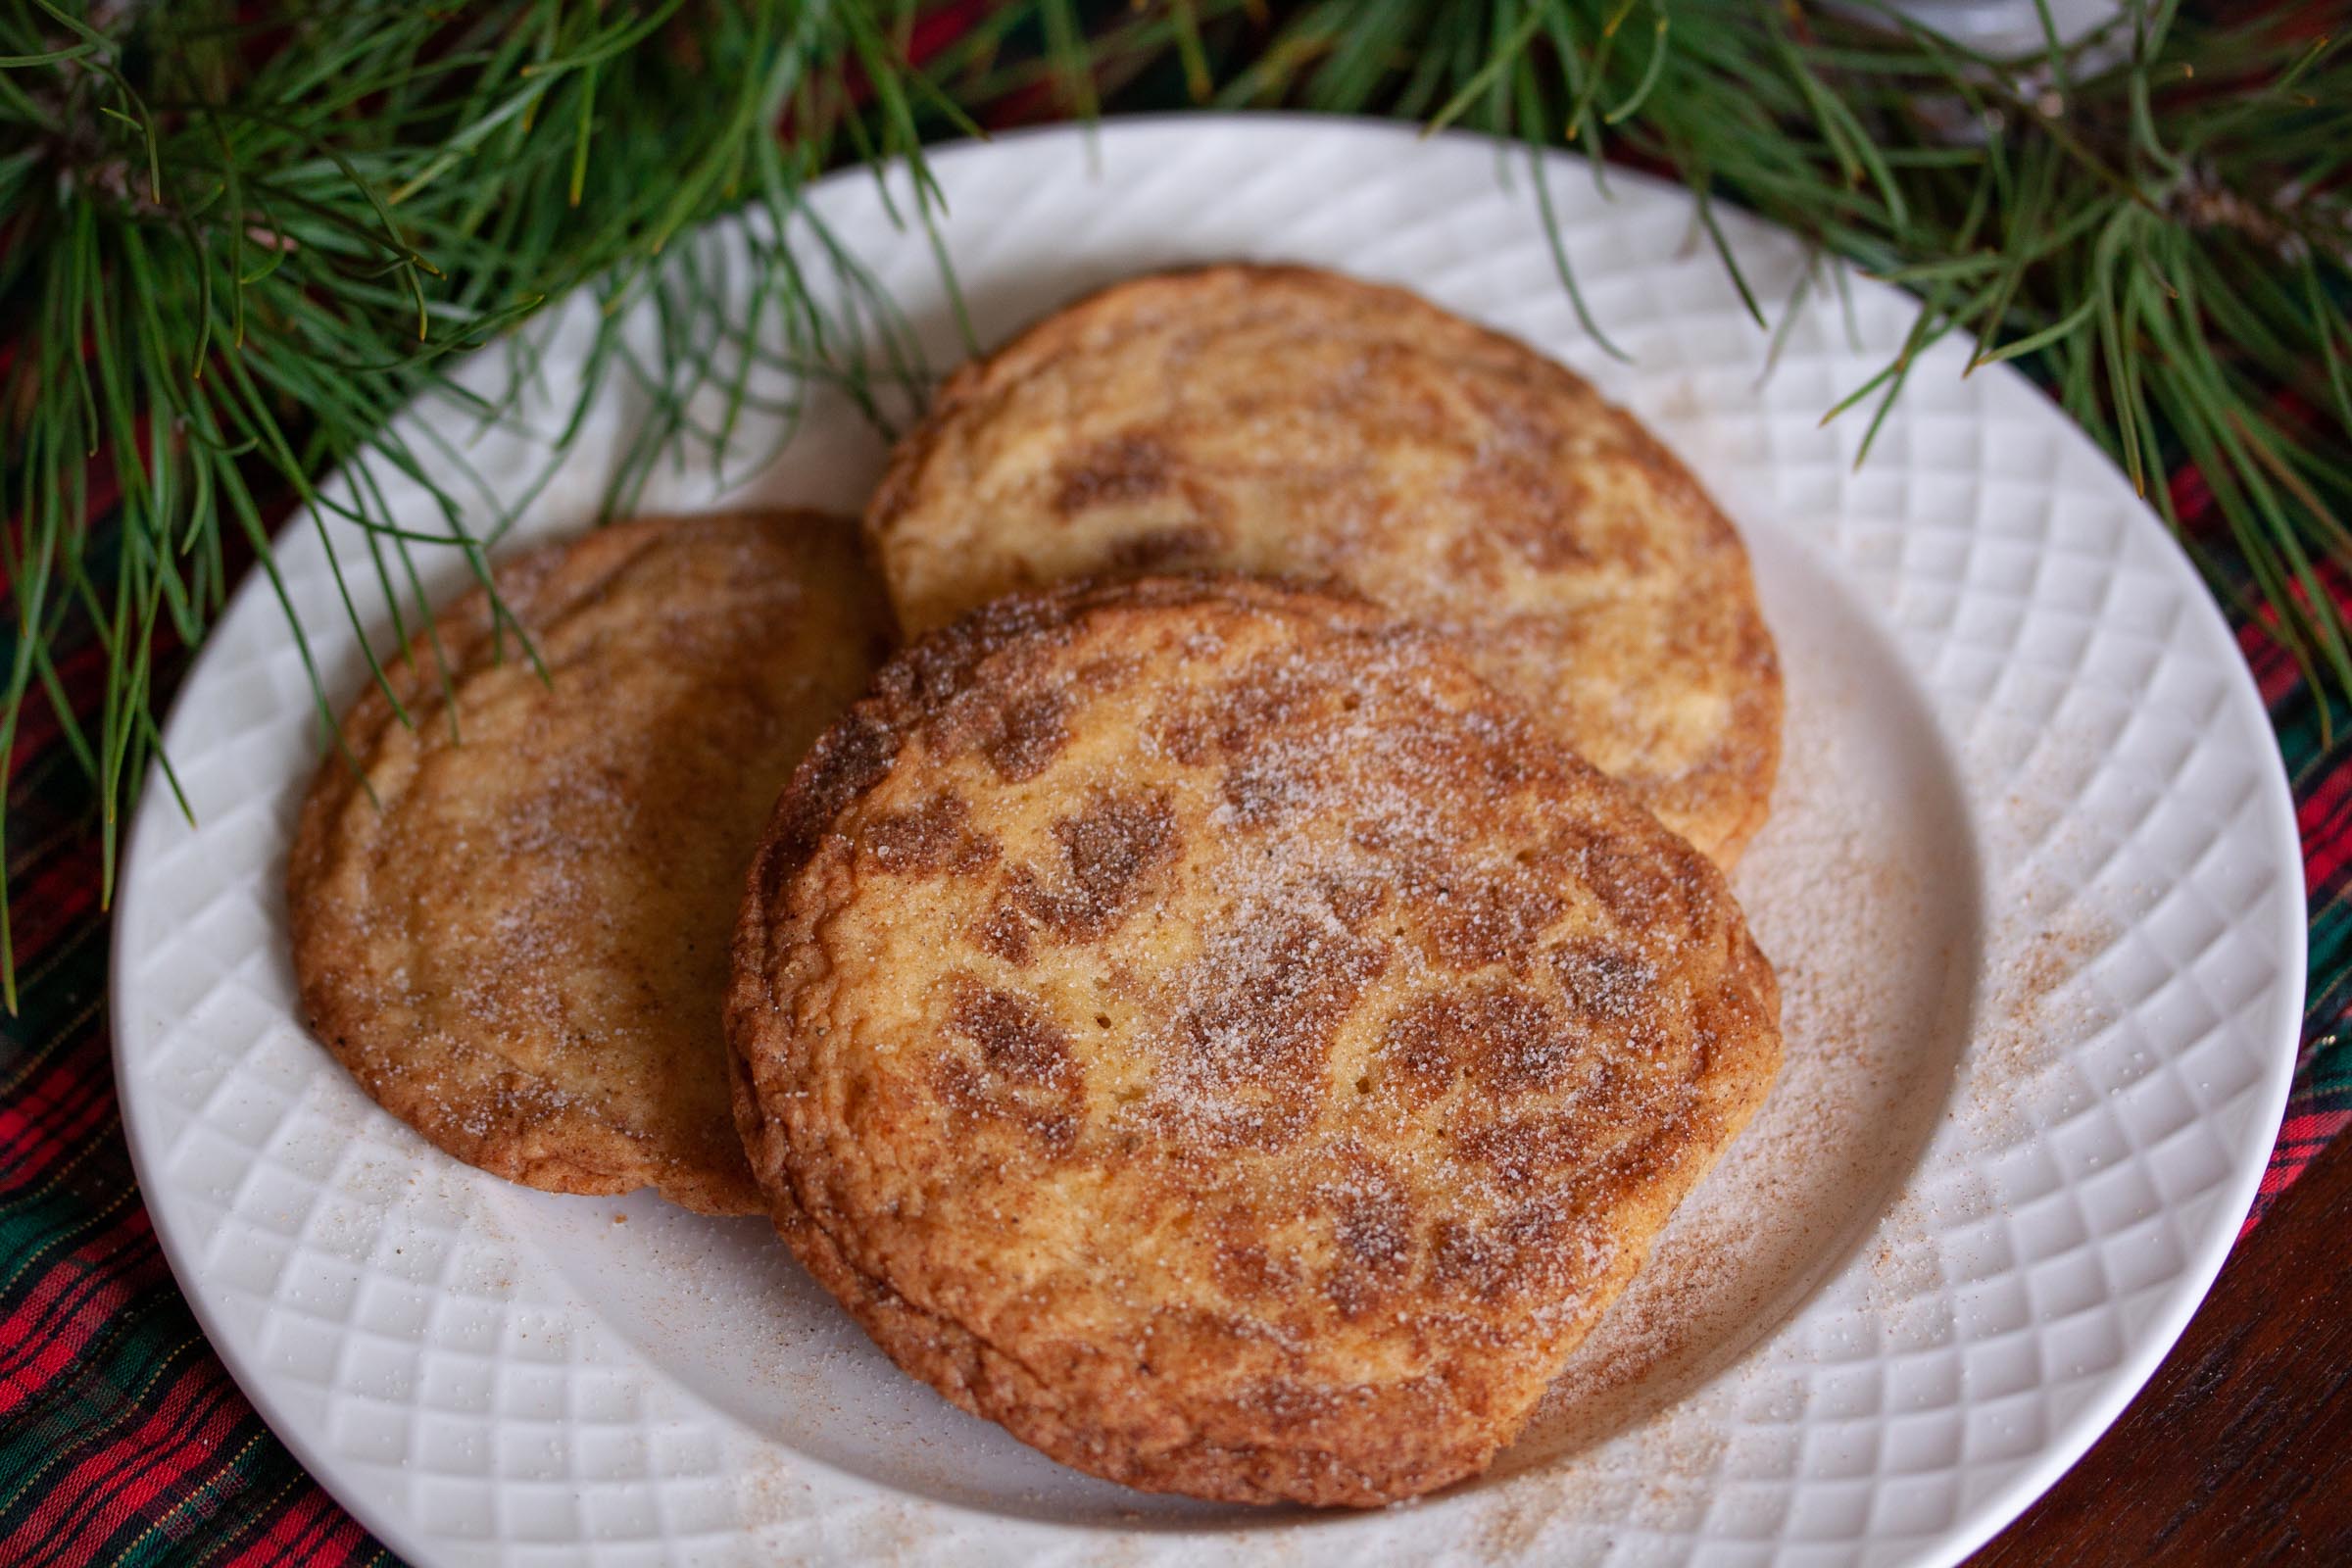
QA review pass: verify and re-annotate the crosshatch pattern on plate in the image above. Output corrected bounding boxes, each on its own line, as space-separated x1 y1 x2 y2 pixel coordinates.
114 119 2302 1568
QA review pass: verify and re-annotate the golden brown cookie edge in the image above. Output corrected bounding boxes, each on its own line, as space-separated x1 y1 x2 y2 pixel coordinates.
288 513 867 1218
726 571 1785 1503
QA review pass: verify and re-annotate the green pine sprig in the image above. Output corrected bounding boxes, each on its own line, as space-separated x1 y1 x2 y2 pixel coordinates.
1218 0 2352 709
0 0 1186 1009
4 0 2348 1013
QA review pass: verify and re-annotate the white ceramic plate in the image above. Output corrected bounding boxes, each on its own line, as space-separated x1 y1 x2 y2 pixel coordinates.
113 116 2305 1568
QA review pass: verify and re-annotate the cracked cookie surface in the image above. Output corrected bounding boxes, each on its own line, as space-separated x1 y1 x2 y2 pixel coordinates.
868 265 1783 864
290 512 891 1214
728 573 1783 1503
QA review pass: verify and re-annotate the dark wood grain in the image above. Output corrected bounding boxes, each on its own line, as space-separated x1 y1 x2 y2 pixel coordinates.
1968 1130 2352 1566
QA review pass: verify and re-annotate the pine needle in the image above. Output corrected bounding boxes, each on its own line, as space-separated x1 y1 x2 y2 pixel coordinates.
4 0 2350 1015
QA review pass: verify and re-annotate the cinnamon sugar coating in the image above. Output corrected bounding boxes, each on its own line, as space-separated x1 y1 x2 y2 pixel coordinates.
289 513 891 1214
728 574 1782 1503
867 265 1783 864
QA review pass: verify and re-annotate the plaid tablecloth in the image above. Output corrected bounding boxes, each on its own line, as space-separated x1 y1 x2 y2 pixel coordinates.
7 94 2352 1568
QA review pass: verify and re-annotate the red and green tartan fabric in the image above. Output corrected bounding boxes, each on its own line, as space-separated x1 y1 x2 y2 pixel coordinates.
6 97 2352 1568
2227 564 2352 1227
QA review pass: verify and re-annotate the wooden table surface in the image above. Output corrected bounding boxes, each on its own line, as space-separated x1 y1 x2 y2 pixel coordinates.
1964 1128 2352 1565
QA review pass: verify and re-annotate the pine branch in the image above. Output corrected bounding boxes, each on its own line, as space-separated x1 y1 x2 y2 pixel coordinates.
0 0 1072 1009
1216 0 2352 713
5 0 2348 1015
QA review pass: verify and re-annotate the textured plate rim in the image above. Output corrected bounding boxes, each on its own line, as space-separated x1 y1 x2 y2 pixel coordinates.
109 112 2307 1568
